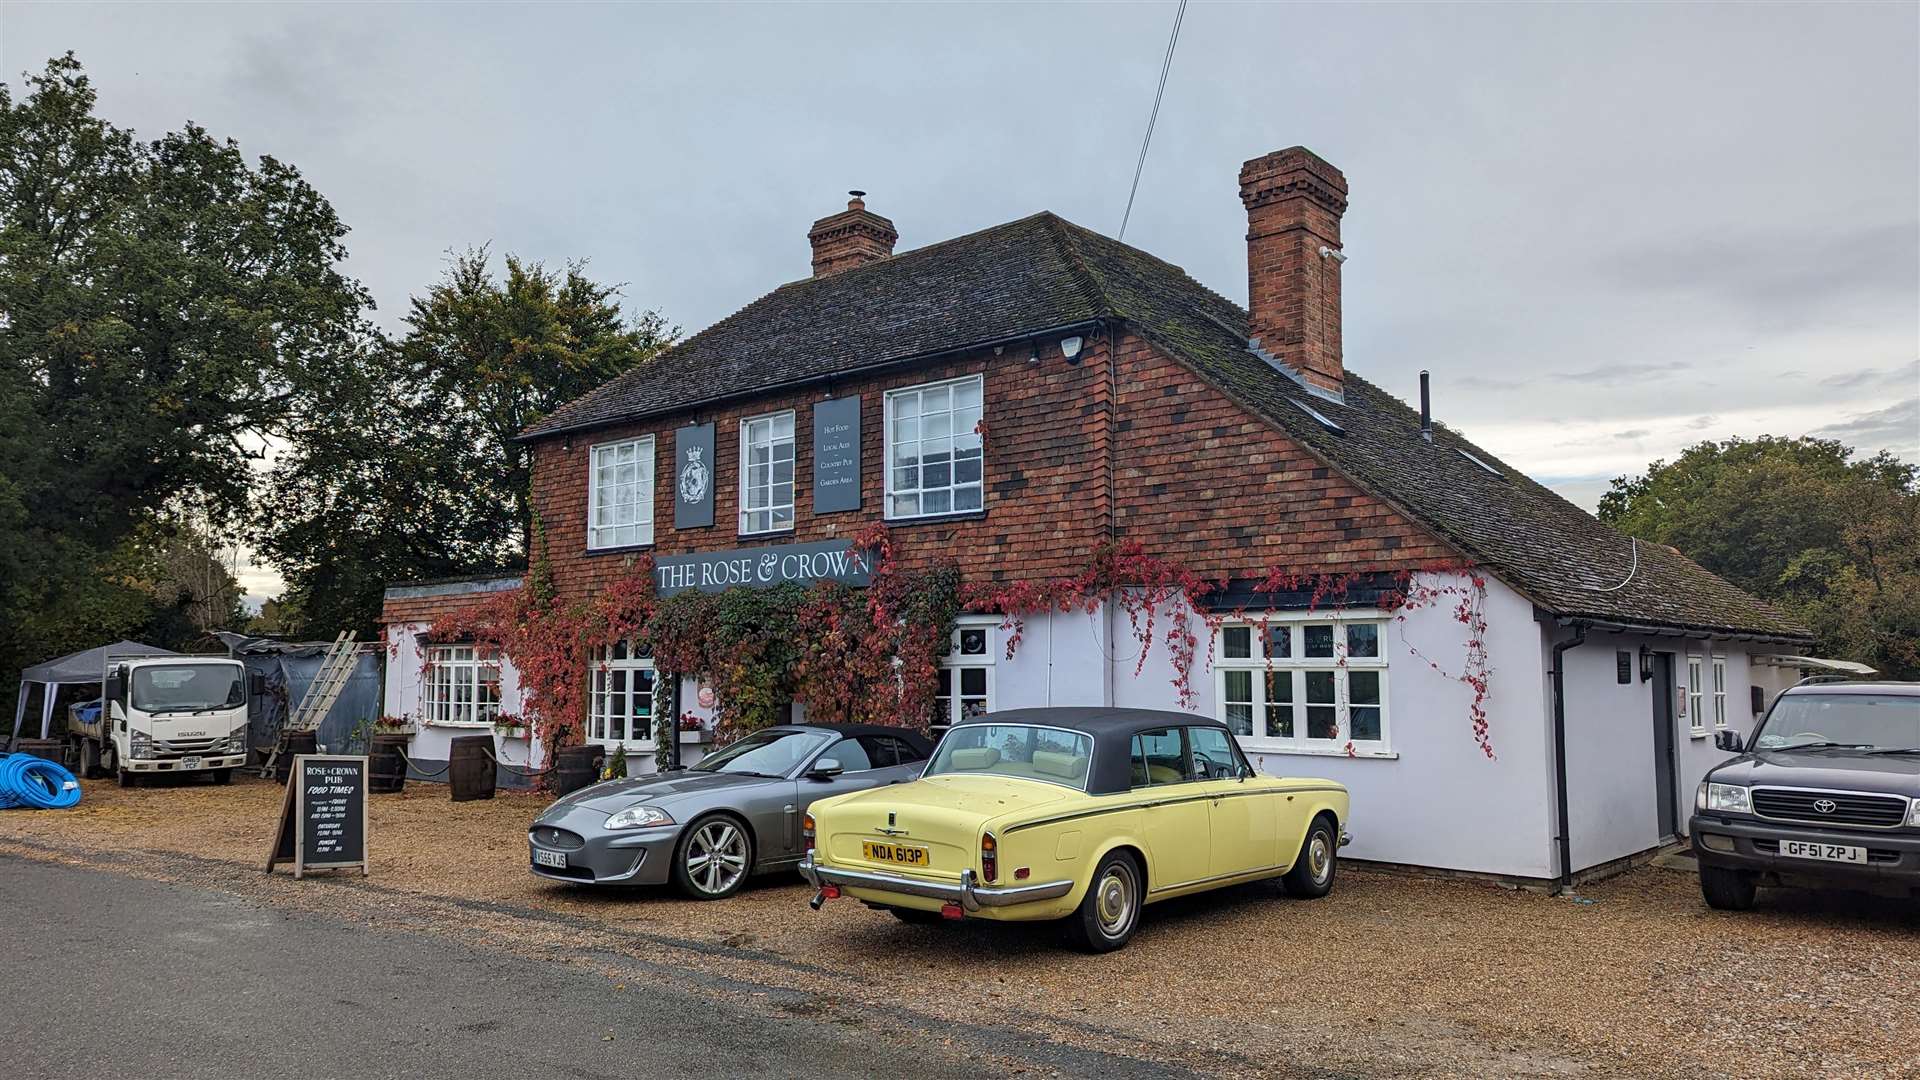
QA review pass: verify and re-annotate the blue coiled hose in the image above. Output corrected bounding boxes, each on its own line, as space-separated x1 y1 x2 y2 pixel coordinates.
0 753 83 809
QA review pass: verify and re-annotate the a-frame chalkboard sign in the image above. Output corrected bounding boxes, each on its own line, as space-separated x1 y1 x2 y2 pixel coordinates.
265 754 370 878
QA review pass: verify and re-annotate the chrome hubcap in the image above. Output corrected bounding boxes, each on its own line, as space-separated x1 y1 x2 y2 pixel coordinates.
1309 834 1331 884
686 821 748 894
1095 864 1135 937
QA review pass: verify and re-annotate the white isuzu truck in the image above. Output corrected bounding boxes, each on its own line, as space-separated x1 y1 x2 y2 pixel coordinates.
67 654 250 786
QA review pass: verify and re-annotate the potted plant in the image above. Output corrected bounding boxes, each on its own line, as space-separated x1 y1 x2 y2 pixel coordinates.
492 712 530 739
677 712 710 745
372 714 416 736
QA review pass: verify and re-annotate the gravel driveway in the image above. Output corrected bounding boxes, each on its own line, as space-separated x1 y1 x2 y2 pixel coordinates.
3 775 1913 1079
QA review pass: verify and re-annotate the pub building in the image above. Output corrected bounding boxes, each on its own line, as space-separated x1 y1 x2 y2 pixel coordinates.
382 149 1811 887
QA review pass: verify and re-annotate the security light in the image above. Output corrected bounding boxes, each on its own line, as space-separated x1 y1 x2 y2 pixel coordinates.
1060 336 1084 364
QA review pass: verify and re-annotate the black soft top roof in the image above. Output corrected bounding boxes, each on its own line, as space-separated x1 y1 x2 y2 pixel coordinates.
950 707 1227 795
773 723 934 755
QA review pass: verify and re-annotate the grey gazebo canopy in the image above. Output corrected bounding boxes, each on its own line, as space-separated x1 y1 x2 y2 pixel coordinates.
11 640 174 748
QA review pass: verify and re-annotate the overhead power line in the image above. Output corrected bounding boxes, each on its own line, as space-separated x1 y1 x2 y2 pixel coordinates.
1118 0 1189 242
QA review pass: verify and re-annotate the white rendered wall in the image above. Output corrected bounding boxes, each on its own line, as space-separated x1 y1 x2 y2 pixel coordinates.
986 577 1559 880
1556 629 1760 872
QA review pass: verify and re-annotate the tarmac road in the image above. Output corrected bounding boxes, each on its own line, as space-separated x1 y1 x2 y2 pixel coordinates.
0 858 999 1080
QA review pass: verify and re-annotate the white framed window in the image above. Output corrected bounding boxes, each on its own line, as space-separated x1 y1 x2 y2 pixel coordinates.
589 639 656 747
1214 615 1388 754
738 410 795 535
885 375 983 520
424 645 501 727
587 436 655 550
933 618 996 735
1687 655 1705 734
1711 655 1727 728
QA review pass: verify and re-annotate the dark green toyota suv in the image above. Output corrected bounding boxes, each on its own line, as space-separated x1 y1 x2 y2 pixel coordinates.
1690 681 1919 909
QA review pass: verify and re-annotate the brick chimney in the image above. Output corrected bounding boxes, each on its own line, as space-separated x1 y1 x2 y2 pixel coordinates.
1239 147 1348 394
808 191 898 277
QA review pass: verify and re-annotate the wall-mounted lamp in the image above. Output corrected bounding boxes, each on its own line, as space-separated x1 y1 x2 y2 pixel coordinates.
1638 645 1655 682
1060 336 1084 365
563 433 573 452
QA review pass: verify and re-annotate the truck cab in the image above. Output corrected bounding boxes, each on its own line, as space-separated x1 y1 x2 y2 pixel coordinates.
1689 681 1920 908
70 657 250 786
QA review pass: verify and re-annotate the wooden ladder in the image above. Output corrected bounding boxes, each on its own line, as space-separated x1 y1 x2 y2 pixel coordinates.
261 631 358 774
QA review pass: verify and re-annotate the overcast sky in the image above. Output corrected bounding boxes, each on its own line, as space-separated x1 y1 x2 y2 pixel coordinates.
5 1 1916 604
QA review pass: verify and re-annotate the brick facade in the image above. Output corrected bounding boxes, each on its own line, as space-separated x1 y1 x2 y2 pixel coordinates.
522 328 1456 604
379 578 522 627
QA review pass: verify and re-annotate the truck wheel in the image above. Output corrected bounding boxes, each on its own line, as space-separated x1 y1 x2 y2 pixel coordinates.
1699 865 1757 910
210 768 233 785
1281 816 1339 898
80 739 102 779
1063 850 1143 953
117 769 136 788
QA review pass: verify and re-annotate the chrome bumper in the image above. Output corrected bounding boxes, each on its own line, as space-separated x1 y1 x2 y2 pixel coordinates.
799 854 1073 913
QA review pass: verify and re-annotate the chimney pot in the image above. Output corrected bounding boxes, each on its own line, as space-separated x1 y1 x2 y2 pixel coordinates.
1239 146 1349 393
808 192 897 277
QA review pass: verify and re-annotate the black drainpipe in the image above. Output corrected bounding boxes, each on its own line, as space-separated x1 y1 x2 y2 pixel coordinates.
1550 623 1588 893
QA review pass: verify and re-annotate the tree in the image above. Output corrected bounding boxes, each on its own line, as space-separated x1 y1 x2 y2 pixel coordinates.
0 54 374 715
253 250 672 636
1599 436 1920 677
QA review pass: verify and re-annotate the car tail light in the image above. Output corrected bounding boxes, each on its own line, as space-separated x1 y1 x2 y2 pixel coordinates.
820 885 840 900
981 832 997 883
802 813 815 853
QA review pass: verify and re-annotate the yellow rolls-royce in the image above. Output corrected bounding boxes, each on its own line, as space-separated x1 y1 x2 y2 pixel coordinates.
800 708 1351 951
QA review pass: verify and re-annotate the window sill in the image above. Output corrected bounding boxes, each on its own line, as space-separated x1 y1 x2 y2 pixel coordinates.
585 541 655 557
1239 743 1399 761
422 719 497 730
737 526 796 540
1689 728 1709 740
882 509 987 528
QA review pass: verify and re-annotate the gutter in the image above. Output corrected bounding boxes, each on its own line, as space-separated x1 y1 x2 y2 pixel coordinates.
1544 611 1812 648
1549 622 1588 893
516 318 1108 444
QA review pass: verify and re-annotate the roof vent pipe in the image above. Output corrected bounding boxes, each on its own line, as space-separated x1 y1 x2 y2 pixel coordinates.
1419 370 1433 443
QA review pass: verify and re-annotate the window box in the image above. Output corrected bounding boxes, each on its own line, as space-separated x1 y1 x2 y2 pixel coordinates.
677 729 711 745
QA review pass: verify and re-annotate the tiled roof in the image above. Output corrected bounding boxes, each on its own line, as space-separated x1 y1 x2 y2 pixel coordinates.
523 213 1809 641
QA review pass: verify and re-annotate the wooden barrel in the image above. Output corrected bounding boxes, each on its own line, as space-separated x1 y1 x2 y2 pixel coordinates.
548 744 605 796
448 735 496 802
274 731 319 784
368 734 409 794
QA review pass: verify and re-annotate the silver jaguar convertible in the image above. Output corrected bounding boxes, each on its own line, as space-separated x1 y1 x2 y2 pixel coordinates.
527 723 932 899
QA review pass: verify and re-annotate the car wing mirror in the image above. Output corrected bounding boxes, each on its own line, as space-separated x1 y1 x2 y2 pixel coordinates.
808 757 844 780
1713 729 1745 753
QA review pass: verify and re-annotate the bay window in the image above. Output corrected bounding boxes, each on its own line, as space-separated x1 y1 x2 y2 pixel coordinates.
739 410 795 535
424 645 501 727
1215 616 1389 753
588 436 655 550
589 639 656 747
885 375 983 520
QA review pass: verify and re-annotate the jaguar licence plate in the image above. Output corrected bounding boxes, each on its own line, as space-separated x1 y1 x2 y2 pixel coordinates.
1779 840 1866 864
532 849 568 869
862 841 930 867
